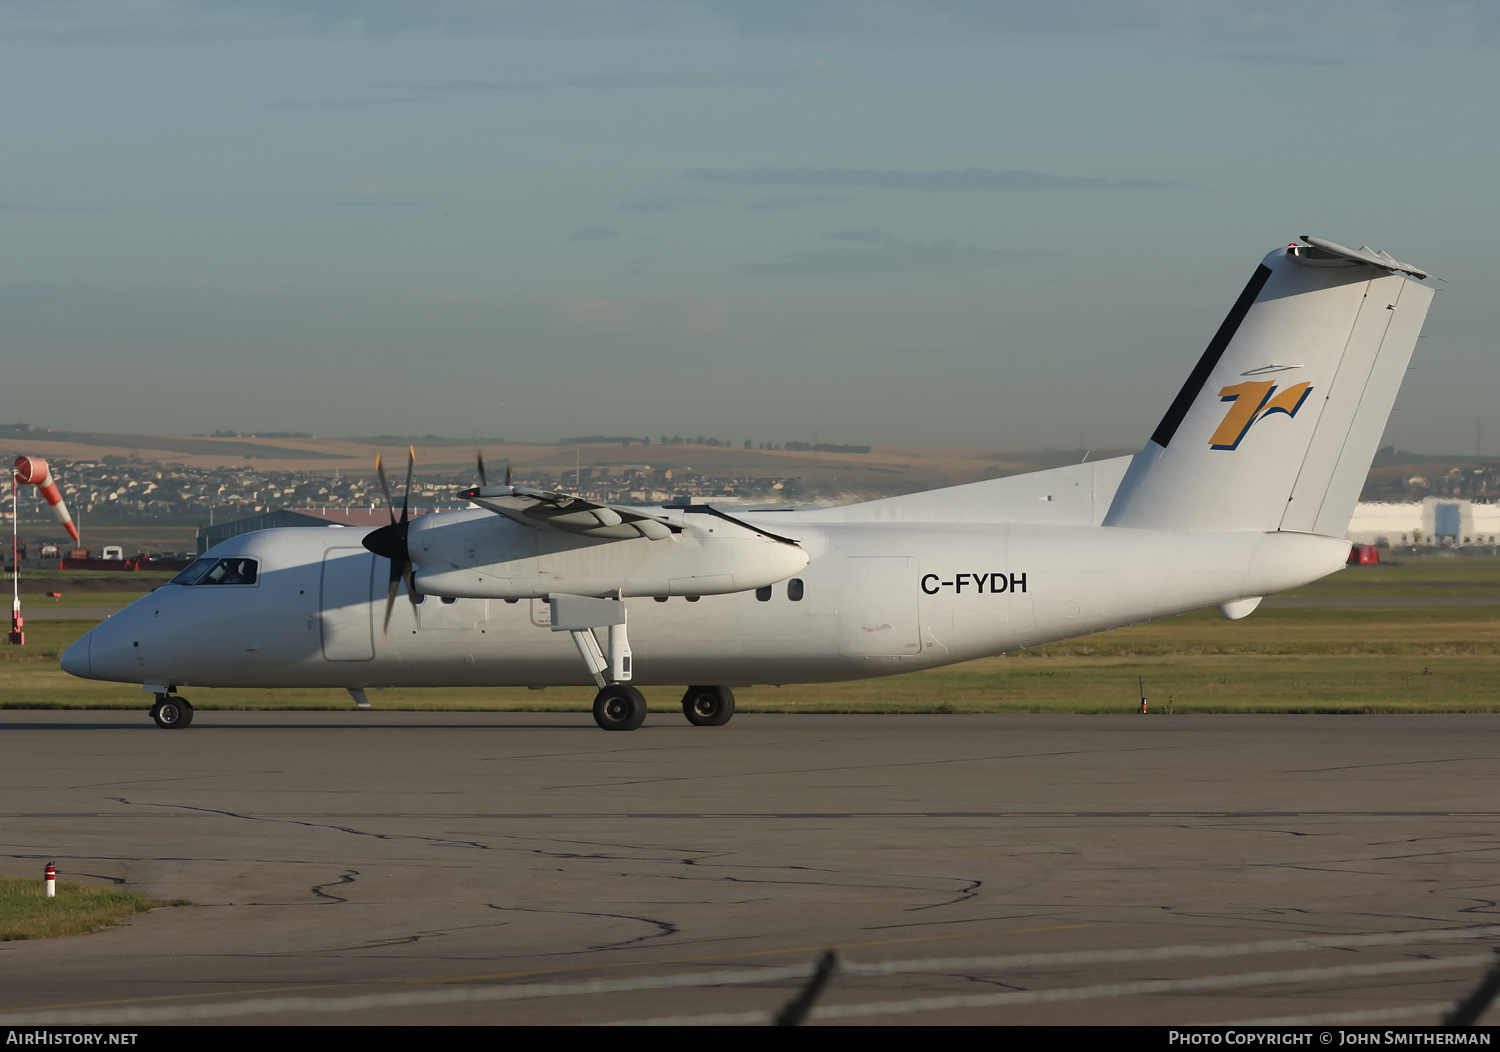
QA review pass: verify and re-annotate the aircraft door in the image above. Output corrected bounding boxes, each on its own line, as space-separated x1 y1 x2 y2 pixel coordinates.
838 556 922 658
320 547 375 661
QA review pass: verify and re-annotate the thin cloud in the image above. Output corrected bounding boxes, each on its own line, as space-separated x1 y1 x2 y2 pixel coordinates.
372 79 539 90
617 193 715 213
744 193 849 212
0 201 105 214
824 227 888 243
268 96 431 108
1217 50 1342 66
1 3 1489 47
740 236 1032 277
570 62 849 89
571 226 622 241
685 167 1182 191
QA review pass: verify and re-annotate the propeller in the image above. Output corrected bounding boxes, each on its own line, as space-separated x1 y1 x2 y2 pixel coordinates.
361 445 419 635
474 450 512 490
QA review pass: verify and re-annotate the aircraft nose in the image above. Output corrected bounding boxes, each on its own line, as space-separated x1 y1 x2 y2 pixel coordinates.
60 631 92 678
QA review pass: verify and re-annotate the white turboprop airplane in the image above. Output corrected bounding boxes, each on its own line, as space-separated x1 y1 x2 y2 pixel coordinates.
61 236 1436 731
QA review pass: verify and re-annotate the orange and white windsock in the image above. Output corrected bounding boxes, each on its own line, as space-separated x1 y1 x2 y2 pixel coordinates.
13 457 79 542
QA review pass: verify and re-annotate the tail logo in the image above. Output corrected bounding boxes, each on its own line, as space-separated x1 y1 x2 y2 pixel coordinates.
1208 380 1313 450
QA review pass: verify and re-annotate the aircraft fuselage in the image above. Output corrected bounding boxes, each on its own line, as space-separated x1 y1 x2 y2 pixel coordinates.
63 519 1348 693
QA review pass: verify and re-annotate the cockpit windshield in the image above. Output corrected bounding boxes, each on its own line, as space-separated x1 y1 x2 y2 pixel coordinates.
170 557 259 586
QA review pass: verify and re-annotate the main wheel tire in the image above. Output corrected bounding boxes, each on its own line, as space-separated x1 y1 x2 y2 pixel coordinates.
681 685 735 727
152 697 193 729
592 684 647 731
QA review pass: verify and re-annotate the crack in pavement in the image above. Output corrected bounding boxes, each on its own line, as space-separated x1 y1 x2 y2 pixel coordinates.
904 878 983 912
956 973 1030 991
1288 756 1497 774
484 904 678 952
310 869 358 904
861 912 1058 932
108 797 494 853
265 919 512 957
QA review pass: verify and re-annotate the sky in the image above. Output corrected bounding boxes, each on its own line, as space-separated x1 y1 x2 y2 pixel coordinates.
1 1 1497 453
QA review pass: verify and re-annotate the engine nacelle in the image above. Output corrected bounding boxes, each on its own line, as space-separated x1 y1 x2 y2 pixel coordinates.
407 508 809 599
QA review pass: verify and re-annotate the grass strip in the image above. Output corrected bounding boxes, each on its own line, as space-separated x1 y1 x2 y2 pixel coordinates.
0 875 163 941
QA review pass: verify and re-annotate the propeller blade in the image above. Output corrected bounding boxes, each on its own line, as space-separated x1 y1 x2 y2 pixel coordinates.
371 447 420 635
476 451 488 487
383 571 400 636
400 445 414 525
375 453 396 527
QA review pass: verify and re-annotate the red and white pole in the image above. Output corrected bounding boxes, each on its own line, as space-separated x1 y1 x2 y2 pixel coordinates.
44 862 56 898
8 473 20 647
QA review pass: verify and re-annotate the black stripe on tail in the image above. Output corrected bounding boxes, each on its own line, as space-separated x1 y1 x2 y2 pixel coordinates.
1149 263 1274 448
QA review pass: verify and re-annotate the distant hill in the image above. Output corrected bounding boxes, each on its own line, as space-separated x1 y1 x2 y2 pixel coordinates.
8 423 1489 504
1371 446 1500 467
0 424 348 460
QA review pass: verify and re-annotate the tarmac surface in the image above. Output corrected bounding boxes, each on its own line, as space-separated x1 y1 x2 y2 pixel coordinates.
1 710 1499 1026
24 607 123 621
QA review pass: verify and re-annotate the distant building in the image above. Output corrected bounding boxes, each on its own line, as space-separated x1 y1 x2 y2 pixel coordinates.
196 508 437 553
1348 498 1500 547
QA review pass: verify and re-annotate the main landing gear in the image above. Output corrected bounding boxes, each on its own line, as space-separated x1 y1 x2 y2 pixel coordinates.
589 684 738 731
681 685 735 727
150 693 193 729
550 595 738 732
592 684 647 731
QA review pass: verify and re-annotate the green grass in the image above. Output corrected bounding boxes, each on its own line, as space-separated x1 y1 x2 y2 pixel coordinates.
1276 555 1500 598
2 556 1496 715
13 592 152 608
0 875 163 941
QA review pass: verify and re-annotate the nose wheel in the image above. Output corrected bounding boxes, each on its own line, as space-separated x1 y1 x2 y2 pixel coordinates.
150 694 194 729
592 684 647 731
681 685 735 727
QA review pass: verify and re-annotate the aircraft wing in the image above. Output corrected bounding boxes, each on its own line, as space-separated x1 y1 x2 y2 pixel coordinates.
458 485 680 540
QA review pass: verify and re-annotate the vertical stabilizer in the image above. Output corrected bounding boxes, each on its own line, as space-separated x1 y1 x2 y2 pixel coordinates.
1104 238 1434 535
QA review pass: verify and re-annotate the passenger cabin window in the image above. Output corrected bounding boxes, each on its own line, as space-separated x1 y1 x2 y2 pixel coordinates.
787 578 804 602
174 557 258 586
755 586 772 601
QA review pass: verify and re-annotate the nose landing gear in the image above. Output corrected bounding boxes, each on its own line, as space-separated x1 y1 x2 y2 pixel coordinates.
150 693 194 729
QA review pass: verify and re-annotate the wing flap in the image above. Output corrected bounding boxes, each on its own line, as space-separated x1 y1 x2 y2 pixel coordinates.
460 485 680 540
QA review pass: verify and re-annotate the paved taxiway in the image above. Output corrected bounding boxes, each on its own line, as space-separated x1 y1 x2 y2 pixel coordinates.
1 711 1498 1026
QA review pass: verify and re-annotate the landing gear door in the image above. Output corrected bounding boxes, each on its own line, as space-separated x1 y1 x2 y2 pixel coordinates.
321 547 375 661
838 556 922 658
